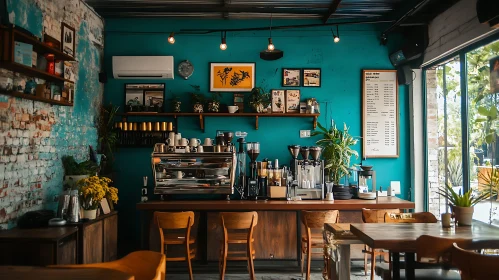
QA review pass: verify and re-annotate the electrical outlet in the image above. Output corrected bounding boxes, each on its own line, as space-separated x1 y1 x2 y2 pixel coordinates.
300 130 311 138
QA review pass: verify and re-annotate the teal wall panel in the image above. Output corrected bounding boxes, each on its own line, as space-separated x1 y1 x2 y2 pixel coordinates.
104 18 410 251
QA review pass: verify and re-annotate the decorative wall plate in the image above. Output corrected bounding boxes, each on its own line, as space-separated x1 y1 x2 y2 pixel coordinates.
178 60 194 80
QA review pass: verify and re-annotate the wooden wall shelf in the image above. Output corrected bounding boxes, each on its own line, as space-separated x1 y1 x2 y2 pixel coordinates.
119 112 319 132
0 61 71 83
1 91 73 106
10 28 76 62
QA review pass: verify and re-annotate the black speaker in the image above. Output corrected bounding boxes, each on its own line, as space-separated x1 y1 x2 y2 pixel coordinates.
99 72 107 83
397 65 413 85
260 50 284 61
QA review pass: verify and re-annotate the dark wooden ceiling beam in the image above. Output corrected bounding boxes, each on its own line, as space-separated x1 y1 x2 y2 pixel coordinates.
323 0 342 23
92 6 326 15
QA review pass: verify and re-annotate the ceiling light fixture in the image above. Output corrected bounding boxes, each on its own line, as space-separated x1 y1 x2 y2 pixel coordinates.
332 26 340 43
268 14 275 51
220 31 227 50
168 32 175 44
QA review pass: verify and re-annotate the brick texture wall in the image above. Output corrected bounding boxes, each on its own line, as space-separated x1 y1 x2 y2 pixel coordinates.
0 0 104 229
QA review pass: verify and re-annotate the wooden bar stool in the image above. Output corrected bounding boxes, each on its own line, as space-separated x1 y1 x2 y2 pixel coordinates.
219 211 258 280
301 210 339 280
155 211 195 280
361 208 401 280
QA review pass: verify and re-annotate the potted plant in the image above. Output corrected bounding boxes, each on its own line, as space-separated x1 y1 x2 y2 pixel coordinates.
249 87 271 113
77 176 118 219
62 155 99 190
96 104 119 176
311 121 358 187
189 85 205 113
437 184 491 226
172 95 181 112
208 92 221 113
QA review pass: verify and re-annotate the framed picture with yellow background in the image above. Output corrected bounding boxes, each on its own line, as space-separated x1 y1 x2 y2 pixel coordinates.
210 63 255 92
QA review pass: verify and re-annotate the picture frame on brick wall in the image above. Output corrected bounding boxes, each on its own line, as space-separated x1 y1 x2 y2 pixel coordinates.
61 23 76 57
43 34 61 51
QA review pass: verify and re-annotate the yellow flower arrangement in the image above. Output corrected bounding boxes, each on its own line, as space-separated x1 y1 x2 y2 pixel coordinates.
77 176 118 210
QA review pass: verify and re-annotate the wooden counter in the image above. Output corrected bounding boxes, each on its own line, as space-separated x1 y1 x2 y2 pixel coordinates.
137 197 414 263
136 197 414 211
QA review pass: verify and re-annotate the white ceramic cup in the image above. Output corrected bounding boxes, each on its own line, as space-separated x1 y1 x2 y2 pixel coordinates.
180 138 189 146
228 105 238 114
190 138 201 147
176 171 185 179
168 132 176 146
175 133 182 145
197 146 204 153
204 138 213 146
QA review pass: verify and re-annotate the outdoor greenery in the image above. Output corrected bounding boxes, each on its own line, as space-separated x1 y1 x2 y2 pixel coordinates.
311 121 358 185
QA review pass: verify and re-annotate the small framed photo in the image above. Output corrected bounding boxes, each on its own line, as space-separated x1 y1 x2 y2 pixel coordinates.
145 91 164 108
234 93 244 113
125 89 144 109
64 61 77 82
282 68 301 87
285 90 300 113
61 23 76 57
303 68 321 87
271 89 285 113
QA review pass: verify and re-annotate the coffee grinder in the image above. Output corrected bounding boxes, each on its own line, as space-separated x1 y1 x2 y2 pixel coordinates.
246 142 260 200
295 146 324 199
235 131 247 199
288 145 301 178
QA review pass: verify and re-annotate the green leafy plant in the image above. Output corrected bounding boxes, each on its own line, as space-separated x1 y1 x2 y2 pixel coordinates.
311 121 359 185
62 156 99 176
189 85 205 104
211 92 221 102
437 184 491 207
447 160 463 187
249 87 271 110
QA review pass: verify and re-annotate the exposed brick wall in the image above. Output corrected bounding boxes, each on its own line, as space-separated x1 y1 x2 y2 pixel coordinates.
0 0 104 229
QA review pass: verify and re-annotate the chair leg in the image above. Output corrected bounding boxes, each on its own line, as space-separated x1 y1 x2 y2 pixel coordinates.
386 251 392 280
306 240 312 280
186 243 193 280
248 242 255 280
370 251 376 280
220 243 227 280
364 245 368 276
301 241 305 277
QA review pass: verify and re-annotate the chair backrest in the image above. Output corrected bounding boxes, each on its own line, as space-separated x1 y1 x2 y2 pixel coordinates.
362 208 401 223
415 235 470 264
384 212 438 223
301 210 339 229
155 211 195 229
220 211 258 230
452 243 499 280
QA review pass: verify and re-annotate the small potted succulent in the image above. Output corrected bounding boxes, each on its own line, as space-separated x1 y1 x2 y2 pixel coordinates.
171 95 181 112
249 87 271 113
208 92 221 113
189 85 205 113
437 184 491 226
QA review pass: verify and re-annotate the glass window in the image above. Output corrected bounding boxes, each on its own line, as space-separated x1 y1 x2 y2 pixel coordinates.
467 39 499 225
425 57 462 218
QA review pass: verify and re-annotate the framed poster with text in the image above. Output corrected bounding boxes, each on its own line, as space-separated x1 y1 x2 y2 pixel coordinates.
362 70 399 158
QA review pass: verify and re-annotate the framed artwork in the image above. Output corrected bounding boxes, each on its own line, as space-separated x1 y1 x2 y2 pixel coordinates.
282 68 301 87
125 83 165 112
234 93 244 113
61 23 76 57
125 90 144 108
145 91 164 107
210 62 255 92
271 89 285 113
64 61 77 82
303 68 321 87
43 34 60 51
285 90 300 113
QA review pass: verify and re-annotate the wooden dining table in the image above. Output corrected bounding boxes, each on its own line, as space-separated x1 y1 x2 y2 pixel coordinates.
349 222 499 280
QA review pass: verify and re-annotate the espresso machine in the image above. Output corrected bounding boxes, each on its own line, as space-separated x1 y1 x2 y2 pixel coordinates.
289 146 324 199
216 131 234 152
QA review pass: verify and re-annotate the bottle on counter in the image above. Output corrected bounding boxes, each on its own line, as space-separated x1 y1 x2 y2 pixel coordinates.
274 159 281 186
267 160 274 186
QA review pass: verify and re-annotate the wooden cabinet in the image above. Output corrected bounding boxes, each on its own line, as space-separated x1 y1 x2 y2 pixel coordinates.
73 211 118 264
0 227 78 266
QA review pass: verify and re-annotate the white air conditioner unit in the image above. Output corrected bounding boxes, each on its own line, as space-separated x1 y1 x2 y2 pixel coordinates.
112 56 174 79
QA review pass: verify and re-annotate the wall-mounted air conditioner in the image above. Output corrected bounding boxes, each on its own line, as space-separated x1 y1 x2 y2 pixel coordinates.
112 56 174 79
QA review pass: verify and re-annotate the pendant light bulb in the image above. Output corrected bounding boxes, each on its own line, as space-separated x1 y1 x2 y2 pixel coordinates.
267 38 275 51
220 32 227 50
168 32 175 44
332 26 340 43
333 35 340 43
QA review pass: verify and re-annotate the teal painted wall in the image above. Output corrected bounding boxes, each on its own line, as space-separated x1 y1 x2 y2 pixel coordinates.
104 18 410 252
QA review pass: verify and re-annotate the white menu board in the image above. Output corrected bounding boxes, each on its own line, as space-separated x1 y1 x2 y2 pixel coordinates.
362 70 399 158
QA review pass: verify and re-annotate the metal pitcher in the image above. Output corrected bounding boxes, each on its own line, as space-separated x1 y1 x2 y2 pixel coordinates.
67 190 80 223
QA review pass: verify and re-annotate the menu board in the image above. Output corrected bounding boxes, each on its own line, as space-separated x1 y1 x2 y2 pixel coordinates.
362 70 399 158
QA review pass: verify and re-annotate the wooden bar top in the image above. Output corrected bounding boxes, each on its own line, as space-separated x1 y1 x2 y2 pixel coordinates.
137 197 414 211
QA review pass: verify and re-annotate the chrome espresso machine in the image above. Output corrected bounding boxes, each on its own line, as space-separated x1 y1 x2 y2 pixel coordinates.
288 145 325 199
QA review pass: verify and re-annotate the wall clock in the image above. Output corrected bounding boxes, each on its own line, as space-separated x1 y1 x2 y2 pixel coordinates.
178 60 194 80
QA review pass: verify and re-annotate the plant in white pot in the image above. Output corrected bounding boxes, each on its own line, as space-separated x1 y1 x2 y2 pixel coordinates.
62 156 99 190
437 184 491 226
77 176 118 220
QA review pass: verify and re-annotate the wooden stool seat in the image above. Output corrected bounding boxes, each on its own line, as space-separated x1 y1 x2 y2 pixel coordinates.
155 211 196 280
219 211 258 280
163 234 196 245
301 210 340 280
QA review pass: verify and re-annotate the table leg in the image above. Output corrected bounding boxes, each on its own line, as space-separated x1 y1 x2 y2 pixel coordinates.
405 252 415 280
338 244 351 280
392 252 400 280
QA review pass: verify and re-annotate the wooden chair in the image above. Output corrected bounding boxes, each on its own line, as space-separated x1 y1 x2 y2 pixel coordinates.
384 212 438 223
301 210 339 280
155 211 195 280
452 243 499 280
219 211 258 280
416 235 470 265
361 208 401 280
50 250 166 280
